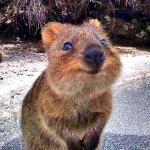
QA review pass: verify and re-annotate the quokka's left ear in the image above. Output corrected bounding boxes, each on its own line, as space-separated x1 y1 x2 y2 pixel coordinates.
88 19 101 29
41 22 63 48
84 19 101 30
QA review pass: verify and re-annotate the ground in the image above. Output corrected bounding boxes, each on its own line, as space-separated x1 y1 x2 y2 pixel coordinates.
0 42 150 150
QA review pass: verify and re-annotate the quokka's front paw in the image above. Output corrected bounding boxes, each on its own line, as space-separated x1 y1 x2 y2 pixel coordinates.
82 132 100 150
68 139 84 150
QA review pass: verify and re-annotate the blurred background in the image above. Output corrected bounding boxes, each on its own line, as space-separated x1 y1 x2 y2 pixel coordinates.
0 0 150 46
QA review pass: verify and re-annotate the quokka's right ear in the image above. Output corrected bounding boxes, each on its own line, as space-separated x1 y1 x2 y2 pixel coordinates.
41 22 62 48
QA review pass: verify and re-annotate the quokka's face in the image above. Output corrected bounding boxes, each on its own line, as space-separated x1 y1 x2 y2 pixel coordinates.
42 20 121 96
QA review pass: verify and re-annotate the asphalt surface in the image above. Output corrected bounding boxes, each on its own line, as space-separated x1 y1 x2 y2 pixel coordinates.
1 75 150 150
103 75 150 150
103 133 150 150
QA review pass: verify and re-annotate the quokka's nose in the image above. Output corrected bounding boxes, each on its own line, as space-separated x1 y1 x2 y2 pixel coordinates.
84 45 104 67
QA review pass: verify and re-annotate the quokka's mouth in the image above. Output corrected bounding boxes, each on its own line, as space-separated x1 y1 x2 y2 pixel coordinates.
80 63 102 74
86 69 100 74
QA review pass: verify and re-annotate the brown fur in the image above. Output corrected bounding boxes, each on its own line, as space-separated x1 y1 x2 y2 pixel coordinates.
22 19 121 150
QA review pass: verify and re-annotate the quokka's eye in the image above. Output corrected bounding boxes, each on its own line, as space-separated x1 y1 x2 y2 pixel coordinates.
100 39 107 46
63 42 73 51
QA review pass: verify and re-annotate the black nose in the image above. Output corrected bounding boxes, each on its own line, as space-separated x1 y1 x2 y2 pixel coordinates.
84 46 104 67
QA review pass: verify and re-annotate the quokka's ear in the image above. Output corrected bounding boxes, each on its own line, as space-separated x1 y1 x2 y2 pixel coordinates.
84 19 101 30
41 22 62 48
88 19 101 28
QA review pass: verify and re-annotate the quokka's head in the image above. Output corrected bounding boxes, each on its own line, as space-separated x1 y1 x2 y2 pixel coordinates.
42 19 121 97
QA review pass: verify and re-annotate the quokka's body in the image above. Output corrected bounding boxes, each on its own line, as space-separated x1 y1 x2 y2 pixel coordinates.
22 19 121 150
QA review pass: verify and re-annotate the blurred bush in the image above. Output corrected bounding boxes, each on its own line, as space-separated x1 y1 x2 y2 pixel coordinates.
0 0 150 45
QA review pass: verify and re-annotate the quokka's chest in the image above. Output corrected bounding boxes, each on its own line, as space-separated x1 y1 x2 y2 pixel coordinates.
61 112 100 131
56 111 102 139
48 111 101 131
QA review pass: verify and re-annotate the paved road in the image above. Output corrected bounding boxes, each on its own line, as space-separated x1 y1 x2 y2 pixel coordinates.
103 133 150 150
1 75 150 150
103 75 150 150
